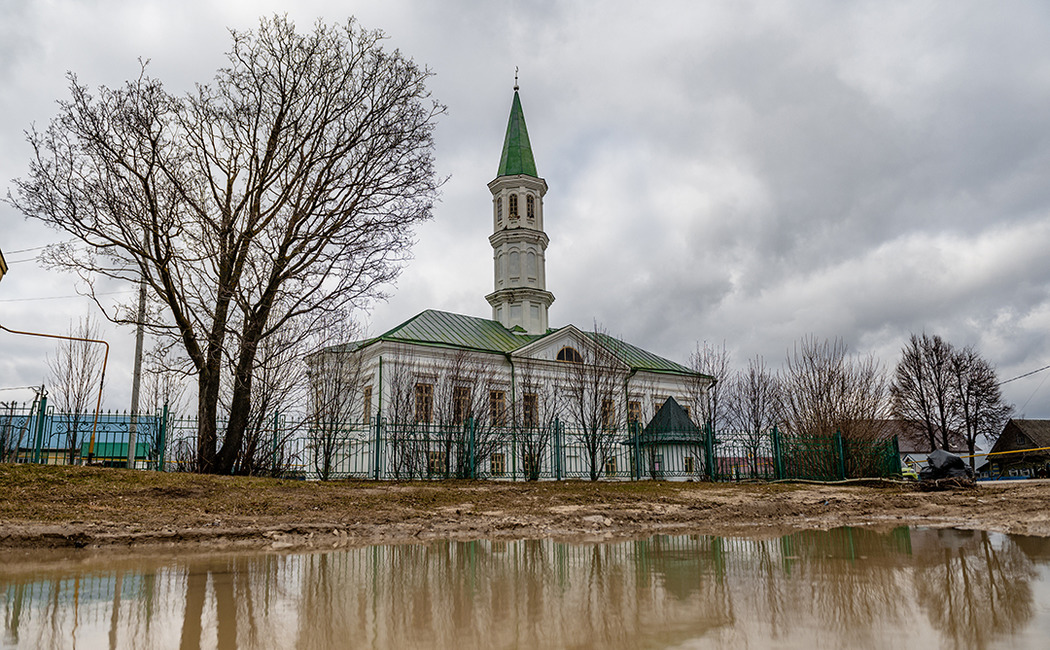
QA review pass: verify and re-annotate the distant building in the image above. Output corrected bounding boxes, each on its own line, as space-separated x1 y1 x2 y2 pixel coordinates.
873 419 973 468
985 419 1050 478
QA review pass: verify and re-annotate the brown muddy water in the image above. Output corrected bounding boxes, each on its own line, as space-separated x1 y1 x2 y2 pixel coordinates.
2 527 1049 649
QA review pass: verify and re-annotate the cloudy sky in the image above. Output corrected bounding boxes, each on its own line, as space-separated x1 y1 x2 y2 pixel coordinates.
2 0 1049 418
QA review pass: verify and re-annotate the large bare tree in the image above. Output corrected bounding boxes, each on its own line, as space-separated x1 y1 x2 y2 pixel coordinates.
47 315 106 464
779 336 887 441
890 333 957 450
11 17 443 473
950 346 1012 468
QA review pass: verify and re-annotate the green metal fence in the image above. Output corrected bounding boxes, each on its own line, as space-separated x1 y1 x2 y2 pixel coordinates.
0 401 166 468
3 404 902 482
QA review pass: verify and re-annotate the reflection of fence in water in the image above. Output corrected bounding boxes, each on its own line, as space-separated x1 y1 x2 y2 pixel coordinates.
5 528 982 650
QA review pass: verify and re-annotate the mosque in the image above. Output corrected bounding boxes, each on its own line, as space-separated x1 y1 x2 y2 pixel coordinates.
324 85 712 479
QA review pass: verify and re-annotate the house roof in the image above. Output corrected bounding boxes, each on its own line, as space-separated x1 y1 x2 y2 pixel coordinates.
873 419 972 454
989 419 1050 455
496 90 538 178
340 309 702 377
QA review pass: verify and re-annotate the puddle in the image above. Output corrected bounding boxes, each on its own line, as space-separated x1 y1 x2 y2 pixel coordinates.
2 527 1049 649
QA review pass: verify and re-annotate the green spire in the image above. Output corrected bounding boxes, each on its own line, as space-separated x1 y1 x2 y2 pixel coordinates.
497 90 538 178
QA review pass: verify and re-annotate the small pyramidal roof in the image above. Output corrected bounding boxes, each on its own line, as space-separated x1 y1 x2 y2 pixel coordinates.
497 90 538 178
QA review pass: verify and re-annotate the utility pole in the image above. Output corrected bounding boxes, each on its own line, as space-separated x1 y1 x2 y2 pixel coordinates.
128 230 149 469
127 278 147 469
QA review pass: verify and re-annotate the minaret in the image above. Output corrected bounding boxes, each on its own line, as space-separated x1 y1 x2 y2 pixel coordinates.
486 83 554 334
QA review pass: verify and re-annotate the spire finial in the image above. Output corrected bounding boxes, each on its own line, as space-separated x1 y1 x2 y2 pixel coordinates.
514 66 519 91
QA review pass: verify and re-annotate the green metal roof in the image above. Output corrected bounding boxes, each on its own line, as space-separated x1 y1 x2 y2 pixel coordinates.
81 441 151 459
585 331 696 376
375 309 539 353
497 91 538 178
624 397 703 446
342 310 701 379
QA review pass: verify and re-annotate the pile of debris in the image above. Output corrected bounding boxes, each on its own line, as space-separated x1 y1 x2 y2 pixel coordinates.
918 449 976 491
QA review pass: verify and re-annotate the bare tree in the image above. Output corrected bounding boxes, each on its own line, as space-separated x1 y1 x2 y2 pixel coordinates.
779 336 887 441
305 318 364 481
562 326 629 481
690 341 731 432
383 345 424 480
47 315 106 463
139 339 190 467
11 16 443 474
514 359 560 481
429 349 498 478
236 315 313 476
141 340 189 416
891 333 957 450
950 346 1013 469
726 355 781 477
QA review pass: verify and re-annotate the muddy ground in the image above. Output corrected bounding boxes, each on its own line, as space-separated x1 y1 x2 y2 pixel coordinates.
1 464 1049 553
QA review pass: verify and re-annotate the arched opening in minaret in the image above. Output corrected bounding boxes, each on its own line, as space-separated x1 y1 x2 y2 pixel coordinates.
509 193 518 219
526 195 535 220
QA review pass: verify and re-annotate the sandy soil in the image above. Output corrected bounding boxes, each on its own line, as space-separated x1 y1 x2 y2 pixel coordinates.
2 464 1049 553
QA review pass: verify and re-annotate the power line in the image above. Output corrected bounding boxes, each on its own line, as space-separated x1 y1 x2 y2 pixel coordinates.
998 363 1050 386
4 240 76 255
0 290 133 303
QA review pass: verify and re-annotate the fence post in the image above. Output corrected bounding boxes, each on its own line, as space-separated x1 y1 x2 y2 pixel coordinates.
271 411 280 476
835 430 846 480
633 421 641 481
554 417 562 481
155 405 168 470
891 435 901 477
467 417 476 479
705 422 717 481
32 395 48 464
511 426 518 482
373 417 382 481
772 425 785 480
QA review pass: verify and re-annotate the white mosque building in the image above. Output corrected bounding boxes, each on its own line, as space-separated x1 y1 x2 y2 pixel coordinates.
318 86 712 480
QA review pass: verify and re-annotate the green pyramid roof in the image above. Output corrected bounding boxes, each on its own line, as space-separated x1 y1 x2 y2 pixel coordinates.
497 91 538 178
624 397 703 446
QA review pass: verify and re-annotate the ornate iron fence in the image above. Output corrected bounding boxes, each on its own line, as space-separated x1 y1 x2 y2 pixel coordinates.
2 404 902 482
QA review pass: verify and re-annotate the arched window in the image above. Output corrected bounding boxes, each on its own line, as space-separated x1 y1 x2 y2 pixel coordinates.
496 197 502 223
509 193 519 218
557 346 583 363
526 195 535 219
509 251 520 277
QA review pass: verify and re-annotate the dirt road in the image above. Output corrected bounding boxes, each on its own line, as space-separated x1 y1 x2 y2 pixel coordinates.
2 464 1048 552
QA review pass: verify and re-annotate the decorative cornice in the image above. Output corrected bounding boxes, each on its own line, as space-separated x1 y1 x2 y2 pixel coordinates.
486 287 555 309
489 228 549 249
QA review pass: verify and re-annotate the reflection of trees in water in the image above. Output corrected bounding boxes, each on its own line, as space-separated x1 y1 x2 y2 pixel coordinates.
0 528 1044 648
778 528 913 645
913 529 1035 649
